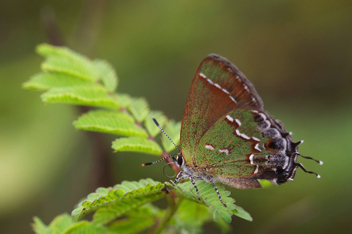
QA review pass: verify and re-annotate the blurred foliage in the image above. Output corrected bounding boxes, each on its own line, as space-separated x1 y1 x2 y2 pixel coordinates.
0 0 351 233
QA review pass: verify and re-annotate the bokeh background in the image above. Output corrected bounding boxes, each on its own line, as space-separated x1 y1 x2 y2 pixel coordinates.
1 0 351 233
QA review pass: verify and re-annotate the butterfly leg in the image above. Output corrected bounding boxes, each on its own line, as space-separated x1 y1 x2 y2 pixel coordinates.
174 171 185 184
211 178 227 207
174 171 201 200
189 177 201 200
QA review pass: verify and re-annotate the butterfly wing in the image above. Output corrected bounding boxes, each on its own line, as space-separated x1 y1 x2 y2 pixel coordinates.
194 108 289 188
179 53 315 190
180 54 264 165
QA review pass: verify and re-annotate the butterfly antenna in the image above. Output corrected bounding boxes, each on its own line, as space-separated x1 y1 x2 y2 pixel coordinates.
142 154 177 167
296 163 321 178
298 154 323 165
152 117 181 153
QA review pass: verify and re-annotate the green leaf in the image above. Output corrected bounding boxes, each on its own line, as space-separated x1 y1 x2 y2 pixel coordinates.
258 179 274 188
167 181 236 223
161 120 181 153
36 43 84 59
41 56 97 82
48 214 75 234
94 59 118 92
37 44 98 81
74 110 148 137
112 137 162 155
172 199 214 233
232 205 253 222
109 217 154 234
32 217 49 234
33 215 112 234
108 204 163 234
213 218 232 233
23 72 95 90
72 179 165 225
62 221 111 234
128 98 149 122
115 93 132 107
41 86 120 109
144 111 168 137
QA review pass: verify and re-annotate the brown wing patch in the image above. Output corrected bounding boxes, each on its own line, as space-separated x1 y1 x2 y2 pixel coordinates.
216 176 262 189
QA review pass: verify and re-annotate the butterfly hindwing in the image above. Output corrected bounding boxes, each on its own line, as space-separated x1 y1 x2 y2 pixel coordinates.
195 109 272 174
194 108 291 188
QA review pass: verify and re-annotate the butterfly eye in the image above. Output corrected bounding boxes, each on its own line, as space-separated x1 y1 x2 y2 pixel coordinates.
177 155 184 167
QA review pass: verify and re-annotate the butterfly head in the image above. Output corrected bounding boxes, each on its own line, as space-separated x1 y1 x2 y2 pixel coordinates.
175 153 185 168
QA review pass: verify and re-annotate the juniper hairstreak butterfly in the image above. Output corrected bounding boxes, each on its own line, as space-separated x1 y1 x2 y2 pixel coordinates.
143 54 322 207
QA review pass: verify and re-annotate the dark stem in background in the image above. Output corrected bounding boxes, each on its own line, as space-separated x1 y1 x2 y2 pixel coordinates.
72 0 108 55
77 106 113 188
41 3 113 189
40 6 65 46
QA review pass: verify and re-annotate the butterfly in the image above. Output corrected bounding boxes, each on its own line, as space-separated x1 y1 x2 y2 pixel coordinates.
144 54 322 207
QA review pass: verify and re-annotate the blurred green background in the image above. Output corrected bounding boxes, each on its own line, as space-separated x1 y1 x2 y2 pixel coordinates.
1 0 351 233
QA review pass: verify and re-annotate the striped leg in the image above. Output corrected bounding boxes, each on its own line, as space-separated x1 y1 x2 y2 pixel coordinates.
174 172 201 201
174 171 184 184
211 178 227 207
190 177 200 200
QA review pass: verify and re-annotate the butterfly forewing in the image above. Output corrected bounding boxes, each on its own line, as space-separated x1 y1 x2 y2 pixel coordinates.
181 54 264 165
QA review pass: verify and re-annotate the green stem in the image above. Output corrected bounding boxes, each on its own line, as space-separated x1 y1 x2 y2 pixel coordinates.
150 196 183 234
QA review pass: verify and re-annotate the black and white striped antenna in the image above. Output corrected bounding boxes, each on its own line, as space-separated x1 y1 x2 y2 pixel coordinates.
142 154 176 167
152 117 181 153
141 117 180 167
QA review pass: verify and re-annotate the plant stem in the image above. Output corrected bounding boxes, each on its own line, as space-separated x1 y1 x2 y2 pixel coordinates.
149 196 183 234
42 2 115 189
